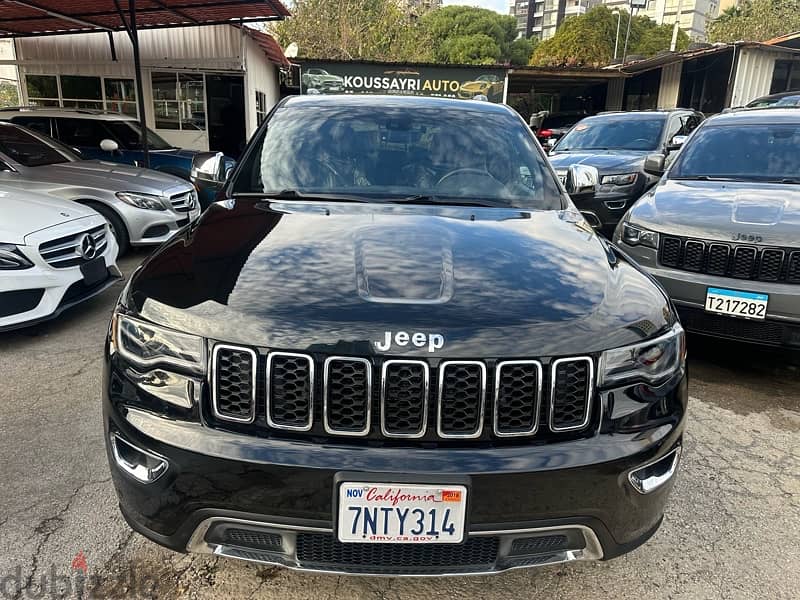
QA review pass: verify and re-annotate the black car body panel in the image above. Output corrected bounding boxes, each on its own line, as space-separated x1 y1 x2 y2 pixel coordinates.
105 95 687 576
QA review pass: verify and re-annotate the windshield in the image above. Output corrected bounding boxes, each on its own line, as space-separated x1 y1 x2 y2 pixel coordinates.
775 95 800 107
555 115 665 151
0 125 74 167
670 123 800 181
106 122 174 150
232 102 562 210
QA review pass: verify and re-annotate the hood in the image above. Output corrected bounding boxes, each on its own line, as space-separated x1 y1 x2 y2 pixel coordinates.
461 81 490 91
151 147 202 159
317 74 343 82
127 201 672 357
548 150 648 173
0 186 96 243
628 179 800 247
18 160 191 196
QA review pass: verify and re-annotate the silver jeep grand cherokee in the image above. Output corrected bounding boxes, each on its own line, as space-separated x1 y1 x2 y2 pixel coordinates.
615 108 800 348
0 121 199 253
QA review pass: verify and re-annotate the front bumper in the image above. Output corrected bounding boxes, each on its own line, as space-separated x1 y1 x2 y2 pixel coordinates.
104 353 687 575
617 242 800 347
119 201 201 246
0 234 120 332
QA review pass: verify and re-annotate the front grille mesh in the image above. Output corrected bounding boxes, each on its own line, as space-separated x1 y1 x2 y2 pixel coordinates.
438 362 484 437
211 347 596 441
295 534 499 573
267 354 313 430
659 235 800 284
213 347 255 421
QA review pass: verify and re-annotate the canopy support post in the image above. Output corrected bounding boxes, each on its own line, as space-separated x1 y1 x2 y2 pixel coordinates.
129 0 149 168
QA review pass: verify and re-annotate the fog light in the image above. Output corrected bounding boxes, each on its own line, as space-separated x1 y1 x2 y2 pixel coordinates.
628 446 681 494
110 433 168 483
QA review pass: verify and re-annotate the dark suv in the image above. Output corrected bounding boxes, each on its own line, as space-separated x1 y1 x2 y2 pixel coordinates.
104 95 687 576
549 109 704 235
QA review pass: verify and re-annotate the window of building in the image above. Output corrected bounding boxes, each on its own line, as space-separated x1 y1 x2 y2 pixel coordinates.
152 71 206 130
24 74 138 114
25 75 59 107
60 75 103 110
104 78 137 116
255 90 268 126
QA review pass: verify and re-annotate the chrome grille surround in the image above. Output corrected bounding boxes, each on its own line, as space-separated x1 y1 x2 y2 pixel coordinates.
38 224 107 268
323 356 372 437
548 357 594 433
436 360 487 439
211 344 257 424
493 360 543 438
266 352 314 432
380 359 430 439
170 190 196 213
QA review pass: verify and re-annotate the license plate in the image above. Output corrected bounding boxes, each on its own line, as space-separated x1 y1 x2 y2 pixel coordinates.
705 287 768 320
337 482 467 544
80 257 107 286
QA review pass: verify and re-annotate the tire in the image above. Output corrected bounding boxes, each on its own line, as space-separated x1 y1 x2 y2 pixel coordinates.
86 202 130 256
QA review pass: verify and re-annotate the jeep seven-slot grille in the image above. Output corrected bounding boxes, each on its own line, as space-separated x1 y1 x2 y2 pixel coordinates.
659 235 800 284
211 347 595 442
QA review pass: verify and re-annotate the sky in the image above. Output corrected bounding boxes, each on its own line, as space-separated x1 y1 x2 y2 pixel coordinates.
443 0 508 15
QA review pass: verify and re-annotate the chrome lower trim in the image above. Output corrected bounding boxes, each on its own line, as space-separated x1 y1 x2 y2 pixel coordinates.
185 517 604 577
628 445 682 494
548 356 594 433
211 344 257 424
266 352 314 432
380 359 429 439
437 360 487 439
323 356 372 437
109 432 168 484
493 360 543 438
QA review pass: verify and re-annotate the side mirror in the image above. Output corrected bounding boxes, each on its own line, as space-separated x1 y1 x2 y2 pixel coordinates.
565 164 599 196
643 153 666 176
666 135 687 152
190 151 227 184
99 138 119 153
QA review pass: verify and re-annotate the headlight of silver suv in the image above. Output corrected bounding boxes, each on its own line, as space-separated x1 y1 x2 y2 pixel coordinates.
0 243 34 270
620 222 659 249
601 173 637 186
114 314 205 374
599 322 685 387
116 192 168 211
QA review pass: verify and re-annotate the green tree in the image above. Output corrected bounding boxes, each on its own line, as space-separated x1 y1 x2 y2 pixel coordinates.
509 37 538 66
272 0 431 61
419 6 522 64
707 0 800 42
0 81 19 108
531 5 689 67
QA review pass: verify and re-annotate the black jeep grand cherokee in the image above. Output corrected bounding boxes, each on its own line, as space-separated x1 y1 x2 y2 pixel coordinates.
104 95 687 576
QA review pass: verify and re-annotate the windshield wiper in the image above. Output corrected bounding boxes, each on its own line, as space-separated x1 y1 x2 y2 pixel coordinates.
233 190 372 202
393 195 505 208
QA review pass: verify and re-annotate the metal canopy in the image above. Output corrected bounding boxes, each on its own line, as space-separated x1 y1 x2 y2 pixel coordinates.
0 0 290 166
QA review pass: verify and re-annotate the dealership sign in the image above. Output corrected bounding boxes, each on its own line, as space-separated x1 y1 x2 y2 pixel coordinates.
299 61 507 103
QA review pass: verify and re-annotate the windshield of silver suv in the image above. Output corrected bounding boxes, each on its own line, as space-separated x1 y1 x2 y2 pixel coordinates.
556 114 666 152
232 103 563 210
0 123 75 166
103 121 174 150
669 123 800 182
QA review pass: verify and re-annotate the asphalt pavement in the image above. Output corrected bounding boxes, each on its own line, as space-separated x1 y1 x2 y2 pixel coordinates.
0 249 798 599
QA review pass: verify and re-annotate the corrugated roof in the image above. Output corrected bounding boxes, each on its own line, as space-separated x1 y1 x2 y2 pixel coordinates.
240 26 290 68
0 0 290 39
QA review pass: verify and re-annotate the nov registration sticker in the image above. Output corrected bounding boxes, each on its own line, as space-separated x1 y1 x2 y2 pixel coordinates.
337 483 467 544
705 287 768 320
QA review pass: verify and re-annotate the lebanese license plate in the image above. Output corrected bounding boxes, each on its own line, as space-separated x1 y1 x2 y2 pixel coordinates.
705 287 768 320
337 482 467 544
80 257 107 287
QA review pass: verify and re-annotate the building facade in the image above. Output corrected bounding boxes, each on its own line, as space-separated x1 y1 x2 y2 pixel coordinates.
10 25 289 152
511 0 597 41
601 0 720 41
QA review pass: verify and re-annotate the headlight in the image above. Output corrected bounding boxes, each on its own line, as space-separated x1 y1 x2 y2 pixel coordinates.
601 173 637 186
116 192 167 211
599 322 685 387
0 244 33 270
115 314 205 374
621 222 659 249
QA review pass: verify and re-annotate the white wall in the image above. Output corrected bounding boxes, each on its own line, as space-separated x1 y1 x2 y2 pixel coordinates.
657 62 682 108
729 47 785 107
243 35 281 142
